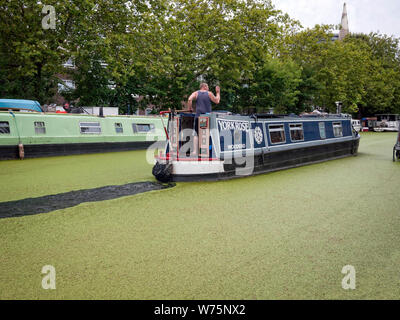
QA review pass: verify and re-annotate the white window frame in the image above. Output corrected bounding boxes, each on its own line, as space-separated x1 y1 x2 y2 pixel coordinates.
319 122 326 139
268 124 286 145
333 122 343 137
0 121 10 134
79 122 102 134
115 122 123 133
289 123 304 142
132 123 155 133
34 121 46 134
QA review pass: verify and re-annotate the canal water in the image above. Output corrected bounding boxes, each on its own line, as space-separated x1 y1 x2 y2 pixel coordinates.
0 132 399 299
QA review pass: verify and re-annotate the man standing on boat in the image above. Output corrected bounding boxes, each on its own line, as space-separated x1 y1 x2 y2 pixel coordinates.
187 83 220 156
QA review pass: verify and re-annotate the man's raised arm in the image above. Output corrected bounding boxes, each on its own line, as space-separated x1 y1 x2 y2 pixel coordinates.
209 86 220 104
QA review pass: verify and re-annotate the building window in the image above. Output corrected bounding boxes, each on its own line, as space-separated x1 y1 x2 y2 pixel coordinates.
108 81 116 90
268 124 286 144
132 123 155 133
62 58 75 69
289 123 304 142
99 60 108 68
58 79 76 93
34 121 46 134
0 121 10 134
80 122 101 134
319 122 326 139
333 122 343 137
115 123 123 133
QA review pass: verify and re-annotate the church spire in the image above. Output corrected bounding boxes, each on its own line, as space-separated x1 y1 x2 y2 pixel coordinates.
339 2 349 40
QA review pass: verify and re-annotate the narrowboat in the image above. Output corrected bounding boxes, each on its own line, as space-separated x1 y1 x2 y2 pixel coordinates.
351 119 361 132
393 125 400 162
374 114 400 132
361 117 376 132
152 111 360 182
0 107 166 160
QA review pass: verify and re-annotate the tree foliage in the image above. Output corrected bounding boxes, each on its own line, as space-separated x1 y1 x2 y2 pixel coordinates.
1 0 400 117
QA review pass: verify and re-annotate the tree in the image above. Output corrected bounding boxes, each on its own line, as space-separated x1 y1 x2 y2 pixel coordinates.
247 58 302 114
285 25 400 116
349 33 400 115
280 25 332 113
0 0 67 101
3 1 399 117
0 0 139 104
136 0 296 110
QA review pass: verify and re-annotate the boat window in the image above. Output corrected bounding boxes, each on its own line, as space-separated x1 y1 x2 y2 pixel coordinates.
132 123 155 133
319 122 326 139
333 122 343 137
34 121 46 134
115 123 123 133
0 121 10 134
80 122 101 134
268 124 286 144
289 123 304 142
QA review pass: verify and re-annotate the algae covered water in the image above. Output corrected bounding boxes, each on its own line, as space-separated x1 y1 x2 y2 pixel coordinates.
0 132 399 299
0 182 172 219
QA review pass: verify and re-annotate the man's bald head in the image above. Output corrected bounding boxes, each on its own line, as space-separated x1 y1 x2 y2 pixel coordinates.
200 83 209 90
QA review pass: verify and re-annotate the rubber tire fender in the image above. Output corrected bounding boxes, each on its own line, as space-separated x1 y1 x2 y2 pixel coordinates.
152 162 173 183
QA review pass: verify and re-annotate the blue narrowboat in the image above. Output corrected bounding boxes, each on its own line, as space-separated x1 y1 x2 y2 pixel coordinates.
152 111 361 182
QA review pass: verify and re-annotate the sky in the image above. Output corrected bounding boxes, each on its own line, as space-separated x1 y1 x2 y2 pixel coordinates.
272 0 400 38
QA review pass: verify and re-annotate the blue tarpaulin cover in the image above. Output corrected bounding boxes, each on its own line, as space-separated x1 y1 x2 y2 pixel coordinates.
0 99 42 112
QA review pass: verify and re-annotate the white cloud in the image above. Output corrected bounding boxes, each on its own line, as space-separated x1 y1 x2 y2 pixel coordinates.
272 0 400 37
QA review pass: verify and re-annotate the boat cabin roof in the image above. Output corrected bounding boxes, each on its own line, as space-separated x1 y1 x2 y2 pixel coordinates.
175 111 351 122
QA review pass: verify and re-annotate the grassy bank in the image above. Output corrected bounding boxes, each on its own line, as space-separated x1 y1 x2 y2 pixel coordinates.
0 132 399 299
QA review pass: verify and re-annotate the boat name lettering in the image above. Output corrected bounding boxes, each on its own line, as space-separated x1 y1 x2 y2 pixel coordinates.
218 120 250 132
228 144 246 150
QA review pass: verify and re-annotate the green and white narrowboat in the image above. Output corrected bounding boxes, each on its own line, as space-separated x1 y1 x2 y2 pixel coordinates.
0 101 166 160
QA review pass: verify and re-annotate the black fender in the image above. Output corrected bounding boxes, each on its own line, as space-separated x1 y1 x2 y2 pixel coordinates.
152 162 173 183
